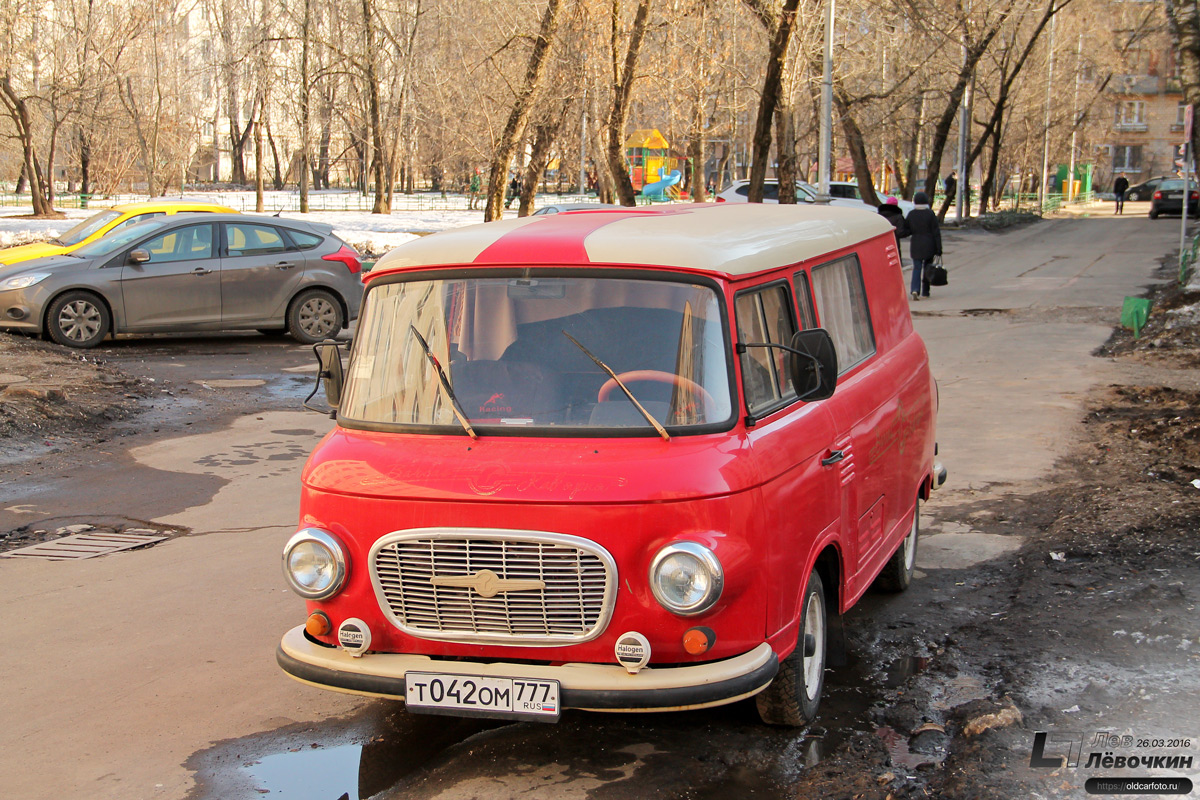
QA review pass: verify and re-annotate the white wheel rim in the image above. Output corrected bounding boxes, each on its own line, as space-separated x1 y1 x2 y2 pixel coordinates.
903 514 918 572
802 590 825 700
298 297 337 338
58 300 102 342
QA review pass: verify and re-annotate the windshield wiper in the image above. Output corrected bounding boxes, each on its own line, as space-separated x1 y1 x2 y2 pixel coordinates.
409 325 477 439
562 330 669 441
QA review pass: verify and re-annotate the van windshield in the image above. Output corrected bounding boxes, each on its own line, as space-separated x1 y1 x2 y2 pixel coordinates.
340 274 734 434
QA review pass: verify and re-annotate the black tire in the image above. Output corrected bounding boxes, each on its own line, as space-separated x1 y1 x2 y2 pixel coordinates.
287 289 344 344
45 291 111 348
1149 207 1160 219
756 569 826 726
874 502 919 592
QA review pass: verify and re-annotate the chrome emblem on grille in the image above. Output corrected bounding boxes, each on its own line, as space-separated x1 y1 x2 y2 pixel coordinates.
429 569 546 598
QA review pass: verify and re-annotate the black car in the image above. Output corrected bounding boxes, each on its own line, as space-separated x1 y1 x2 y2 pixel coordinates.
1125 175 1173 202
1149 179 1200 219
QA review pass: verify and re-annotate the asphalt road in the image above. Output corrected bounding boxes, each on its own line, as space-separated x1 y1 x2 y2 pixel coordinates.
0 204 1182 800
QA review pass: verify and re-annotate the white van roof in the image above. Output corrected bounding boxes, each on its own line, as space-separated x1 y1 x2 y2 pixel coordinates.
373 203 894 278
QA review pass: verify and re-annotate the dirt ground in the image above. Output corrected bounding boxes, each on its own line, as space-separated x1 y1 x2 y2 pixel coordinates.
0 333 149 462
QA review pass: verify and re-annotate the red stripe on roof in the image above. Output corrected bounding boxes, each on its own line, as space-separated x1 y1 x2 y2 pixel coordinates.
473 212 637 265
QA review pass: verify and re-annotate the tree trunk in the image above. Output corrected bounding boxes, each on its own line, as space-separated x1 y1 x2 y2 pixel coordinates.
603 0 653 207
0 77 53 215
1166 0 1200 165
774 100 797 204
484 0 563 221
254 113 265 212
267 121 284 190
79 127 91 195
834 88 880 206
299 0 312 211
521 112 569 216
745 0 800 203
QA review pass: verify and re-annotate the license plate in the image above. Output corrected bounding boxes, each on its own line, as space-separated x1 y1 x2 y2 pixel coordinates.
405 672 561 722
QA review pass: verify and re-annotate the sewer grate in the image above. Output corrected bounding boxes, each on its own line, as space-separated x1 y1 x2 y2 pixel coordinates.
1 531 168 561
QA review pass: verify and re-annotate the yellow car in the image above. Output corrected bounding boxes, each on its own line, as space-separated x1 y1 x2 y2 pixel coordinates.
0 200 238 266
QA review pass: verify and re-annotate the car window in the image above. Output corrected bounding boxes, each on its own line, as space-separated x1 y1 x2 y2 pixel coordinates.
140 224 215 263
226 223 287 256
56 210 122 246
288 230 323 249
735 284 798 414
793 270 817 329
811 255 875 373
1159 180 1185 190
733 183 780 201
111 212 166 233
72 218 172 258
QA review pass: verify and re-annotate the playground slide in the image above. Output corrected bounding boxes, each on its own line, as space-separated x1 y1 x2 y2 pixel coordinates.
640 169 682 199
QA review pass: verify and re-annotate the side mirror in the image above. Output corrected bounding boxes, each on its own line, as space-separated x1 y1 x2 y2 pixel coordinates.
788 328 838 401
129 249 150 264
318 341 344 409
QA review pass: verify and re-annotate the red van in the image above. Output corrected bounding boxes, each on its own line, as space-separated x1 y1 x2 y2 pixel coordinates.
278 204 945 726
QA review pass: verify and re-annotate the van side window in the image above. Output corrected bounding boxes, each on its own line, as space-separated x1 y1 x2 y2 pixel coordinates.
735 284 798 414
811 255 876 372
793 271 816 329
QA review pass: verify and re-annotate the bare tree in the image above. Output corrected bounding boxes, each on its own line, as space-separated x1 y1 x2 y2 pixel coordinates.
484 0 564 221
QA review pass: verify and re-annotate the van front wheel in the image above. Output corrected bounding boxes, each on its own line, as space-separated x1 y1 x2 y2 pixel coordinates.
756 569 826 726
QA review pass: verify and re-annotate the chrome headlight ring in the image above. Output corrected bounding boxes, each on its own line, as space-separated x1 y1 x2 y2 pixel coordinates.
282 527 349 600
649 541 724 616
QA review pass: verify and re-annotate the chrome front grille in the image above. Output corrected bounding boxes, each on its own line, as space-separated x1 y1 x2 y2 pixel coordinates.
369 528 617 645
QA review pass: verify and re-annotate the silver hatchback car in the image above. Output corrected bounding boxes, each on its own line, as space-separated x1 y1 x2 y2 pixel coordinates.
0 213 364 348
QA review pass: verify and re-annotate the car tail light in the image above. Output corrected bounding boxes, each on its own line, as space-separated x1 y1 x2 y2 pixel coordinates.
322 244 361 274
1190 191 1198 200
1154 191 1163 200
716 196 726 203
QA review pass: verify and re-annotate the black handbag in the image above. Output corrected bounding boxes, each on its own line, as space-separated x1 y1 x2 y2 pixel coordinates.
929 256 948 286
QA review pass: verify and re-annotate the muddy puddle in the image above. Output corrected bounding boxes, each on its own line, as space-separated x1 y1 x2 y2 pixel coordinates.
191 649 956 798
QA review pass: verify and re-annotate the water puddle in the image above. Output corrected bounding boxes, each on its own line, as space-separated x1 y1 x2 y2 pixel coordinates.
189 706 503 799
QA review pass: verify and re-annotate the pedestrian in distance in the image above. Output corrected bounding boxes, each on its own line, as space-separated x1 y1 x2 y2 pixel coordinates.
907 191 942 301
877 196 908 249
505 174 521 209
944 171 957 205
1113 173 1129 215
469 169 482 210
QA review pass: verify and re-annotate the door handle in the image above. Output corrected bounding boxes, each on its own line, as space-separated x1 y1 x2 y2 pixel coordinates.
821 449 845 467
276 261 297 270
191 267 212 276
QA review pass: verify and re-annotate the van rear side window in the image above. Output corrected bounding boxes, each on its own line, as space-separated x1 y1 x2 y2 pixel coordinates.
811 256 875 372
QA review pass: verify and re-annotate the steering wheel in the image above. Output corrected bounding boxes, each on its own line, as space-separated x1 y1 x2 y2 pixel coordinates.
597 370 718 417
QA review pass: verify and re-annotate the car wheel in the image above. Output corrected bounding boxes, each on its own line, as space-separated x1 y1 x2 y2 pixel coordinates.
874 502 919 592
1129 191 1140 201
46 291 111 348
756 569 826 726
287 289 343 344
1149 208 1159 219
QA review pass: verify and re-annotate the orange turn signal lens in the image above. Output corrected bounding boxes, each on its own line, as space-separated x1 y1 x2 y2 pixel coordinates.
683 627 715 655
306 611 332 637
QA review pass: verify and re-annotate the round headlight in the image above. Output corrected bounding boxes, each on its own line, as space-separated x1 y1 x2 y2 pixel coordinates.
649 541 723 616
283 528 348 599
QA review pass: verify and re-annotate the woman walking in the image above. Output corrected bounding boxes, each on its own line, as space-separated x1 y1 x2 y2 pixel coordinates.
906 191 942 300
